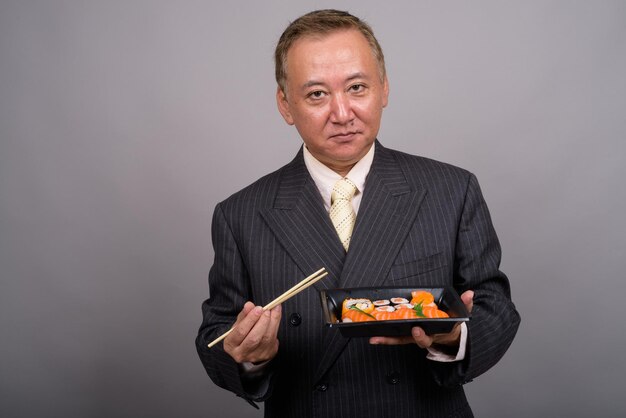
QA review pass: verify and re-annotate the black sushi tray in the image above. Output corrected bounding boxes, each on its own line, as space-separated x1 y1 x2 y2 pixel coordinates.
319 286 470 337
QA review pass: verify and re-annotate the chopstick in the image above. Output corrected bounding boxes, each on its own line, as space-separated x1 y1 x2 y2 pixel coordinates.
207 267 328 348
263 267 328 310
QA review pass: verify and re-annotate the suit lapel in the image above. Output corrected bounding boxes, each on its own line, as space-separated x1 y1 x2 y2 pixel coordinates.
313 143 427 384
341 145 427 288
259 149 346 290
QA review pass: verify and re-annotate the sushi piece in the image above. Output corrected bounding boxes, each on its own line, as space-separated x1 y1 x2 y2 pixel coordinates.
374 305 396 312
342 308 376 323
372 309 400 321
410 290 434 306
395 308 419 319
390 297 409 305
372 307 418 321
341 298 374 316
422 306 449 318
372 299 390 306
394 303 414 310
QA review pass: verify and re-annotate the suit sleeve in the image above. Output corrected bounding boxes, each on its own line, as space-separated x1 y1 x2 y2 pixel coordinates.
429 173 521 387
195 203 275 406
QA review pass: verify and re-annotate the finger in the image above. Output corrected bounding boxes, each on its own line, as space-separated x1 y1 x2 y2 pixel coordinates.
267 304 282 339
232 301 255 326
430 323 462 347
227 304 264 346
411 327 433 349
257 305 282 358
241 308 273 350
369 336 415 345
256 306 281 349
461 290 474 313
236 301 255 321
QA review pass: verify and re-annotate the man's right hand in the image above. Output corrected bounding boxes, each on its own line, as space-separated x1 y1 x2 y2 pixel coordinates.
223 301 282 364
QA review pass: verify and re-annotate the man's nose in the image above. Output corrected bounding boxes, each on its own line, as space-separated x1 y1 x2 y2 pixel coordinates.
329 94 353 124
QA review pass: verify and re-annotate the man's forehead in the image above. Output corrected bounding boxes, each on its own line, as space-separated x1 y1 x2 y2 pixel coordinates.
285 30 376 82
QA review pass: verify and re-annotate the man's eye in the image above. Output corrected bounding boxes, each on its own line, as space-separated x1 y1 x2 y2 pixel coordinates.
308 91 325 99
349 84 365 92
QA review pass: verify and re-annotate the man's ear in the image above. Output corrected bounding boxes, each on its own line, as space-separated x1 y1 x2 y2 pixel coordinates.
276 87 294 125
382 75 389 108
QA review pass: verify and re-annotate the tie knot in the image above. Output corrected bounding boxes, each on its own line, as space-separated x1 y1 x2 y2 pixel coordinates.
331 178 357 203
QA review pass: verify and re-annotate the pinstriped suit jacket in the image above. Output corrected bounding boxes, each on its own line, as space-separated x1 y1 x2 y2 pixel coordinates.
196 142 520 418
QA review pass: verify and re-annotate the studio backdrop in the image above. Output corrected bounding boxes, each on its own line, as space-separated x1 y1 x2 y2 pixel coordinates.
1 1 625 417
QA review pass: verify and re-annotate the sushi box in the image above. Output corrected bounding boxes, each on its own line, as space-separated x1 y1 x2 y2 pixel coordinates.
319 286 470 337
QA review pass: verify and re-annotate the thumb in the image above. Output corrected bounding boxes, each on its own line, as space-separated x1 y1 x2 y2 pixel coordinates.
461 290 474 313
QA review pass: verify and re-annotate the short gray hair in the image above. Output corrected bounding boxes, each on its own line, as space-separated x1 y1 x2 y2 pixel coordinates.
274 9 386 93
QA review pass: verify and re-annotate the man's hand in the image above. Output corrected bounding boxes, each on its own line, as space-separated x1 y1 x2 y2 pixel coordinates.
369 290 474 348
223 301 282 364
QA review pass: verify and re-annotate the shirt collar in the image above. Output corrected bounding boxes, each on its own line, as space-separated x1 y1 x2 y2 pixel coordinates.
303 142 375 207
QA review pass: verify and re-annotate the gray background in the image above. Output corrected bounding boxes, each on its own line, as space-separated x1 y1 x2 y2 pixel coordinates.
1 1 625 417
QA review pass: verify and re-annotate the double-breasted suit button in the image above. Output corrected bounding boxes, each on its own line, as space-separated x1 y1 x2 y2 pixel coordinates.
315 383 328 392
386 371 400 385
289 312 302 326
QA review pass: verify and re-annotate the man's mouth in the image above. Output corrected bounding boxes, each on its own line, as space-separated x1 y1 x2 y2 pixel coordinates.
330 131 359 140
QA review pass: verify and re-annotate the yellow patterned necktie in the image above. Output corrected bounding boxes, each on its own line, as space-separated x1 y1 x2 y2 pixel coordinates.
330 178 358 251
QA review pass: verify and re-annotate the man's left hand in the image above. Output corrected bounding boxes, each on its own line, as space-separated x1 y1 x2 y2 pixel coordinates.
369 290 474 349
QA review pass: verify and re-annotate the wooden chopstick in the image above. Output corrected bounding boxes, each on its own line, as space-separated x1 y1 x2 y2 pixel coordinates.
263 268 327 310
207 268 327 348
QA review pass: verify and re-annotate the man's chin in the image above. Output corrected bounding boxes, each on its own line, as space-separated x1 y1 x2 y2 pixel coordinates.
306 140 372 167
319 151 367 171
330 142 372 160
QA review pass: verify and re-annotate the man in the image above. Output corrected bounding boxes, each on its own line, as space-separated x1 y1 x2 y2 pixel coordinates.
196 9 519 417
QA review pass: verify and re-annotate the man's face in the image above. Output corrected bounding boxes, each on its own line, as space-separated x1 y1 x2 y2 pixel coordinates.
277 29 389 175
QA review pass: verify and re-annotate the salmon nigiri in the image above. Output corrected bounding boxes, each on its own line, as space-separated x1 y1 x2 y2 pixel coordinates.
342 308 376 323
422 306 449 318
372 309 400 321
410 290 434 306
